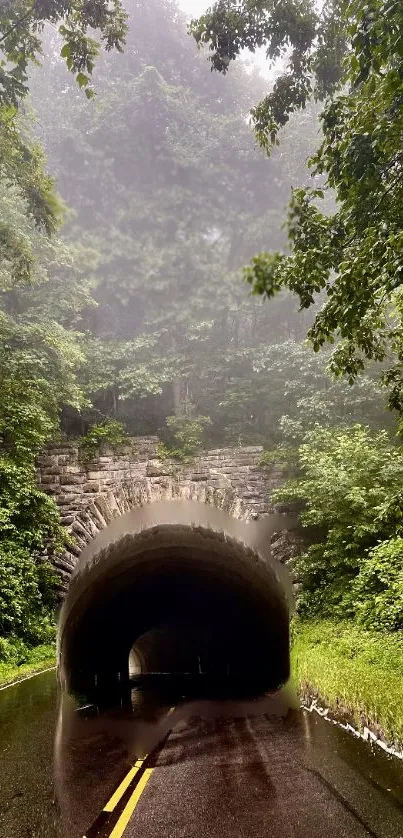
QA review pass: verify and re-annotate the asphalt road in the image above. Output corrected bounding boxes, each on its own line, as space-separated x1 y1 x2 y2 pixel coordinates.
0 672 402 838
96 707 403 838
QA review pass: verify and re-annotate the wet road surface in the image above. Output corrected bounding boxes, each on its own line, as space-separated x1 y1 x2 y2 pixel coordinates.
0 671 402 838
0 670 57 838
121 711 403 838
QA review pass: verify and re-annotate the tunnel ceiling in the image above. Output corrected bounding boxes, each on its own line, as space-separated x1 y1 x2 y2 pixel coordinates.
58 501 293 696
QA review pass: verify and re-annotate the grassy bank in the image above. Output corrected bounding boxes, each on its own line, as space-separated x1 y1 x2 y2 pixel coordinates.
291 619 403 748
0 643 56 688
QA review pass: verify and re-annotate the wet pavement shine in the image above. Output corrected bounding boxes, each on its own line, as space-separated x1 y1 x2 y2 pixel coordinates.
0 670 58 838
0 671 402 838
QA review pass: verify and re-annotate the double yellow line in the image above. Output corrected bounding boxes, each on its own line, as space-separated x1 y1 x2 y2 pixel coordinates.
106 761 154 838
83 706 176 838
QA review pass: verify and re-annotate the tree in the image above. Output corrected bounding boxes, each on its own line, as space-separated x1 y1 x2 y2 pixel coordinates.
0 1 128 657
192 1 403 412
0 0 127 107
0 0 127 286
210 340 391 446
0 185 90 654
190 0 346 150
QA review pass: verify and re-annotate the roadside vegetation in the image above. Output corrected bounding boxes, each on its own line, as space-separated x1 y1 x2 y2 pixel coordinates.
291 620 403 748
274 422 403 745
0 642 55 689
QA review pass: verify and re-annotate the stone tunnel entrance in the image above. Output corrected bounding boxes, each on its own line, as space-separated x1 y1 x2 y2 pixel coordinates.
58 501 293 702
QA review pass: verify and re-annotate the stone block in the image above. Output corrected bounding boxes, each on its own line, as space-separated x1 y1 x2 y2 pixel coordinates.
189 472 209 482
94 495 114 524
80 514 100 538
56 492 81 505
41 483 61 494
52 446 79 457
37 455 57 467
63 465 82 475
60 515 75 526
54 554 75 573
64 537 81 556
87 501 107 529
60 474 83 485
207 448 235 456
83 481 101 493
105 490 121 517
71 520 91 541
42 466 63 476
146 460 171 477
40 474 60 484
57 455 71 466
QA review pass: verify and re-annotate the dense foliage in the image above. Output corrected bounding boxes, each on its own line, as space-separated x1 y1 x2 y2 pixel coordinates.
275 425 403 631
0 0 127 287
0 187 89 655
29 0 308 439
190 0 345 148
192 0 403 661
0 0 127 106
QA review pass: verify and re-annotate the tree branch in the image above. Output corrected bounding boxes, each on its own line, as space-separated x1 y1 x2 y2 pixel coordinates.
0 2 38 45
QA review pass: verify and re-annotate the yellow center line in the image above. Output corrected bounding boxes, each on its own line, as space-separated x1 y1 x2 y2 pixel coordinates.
108 768 154 838
103 759 146 813
81 705 176 837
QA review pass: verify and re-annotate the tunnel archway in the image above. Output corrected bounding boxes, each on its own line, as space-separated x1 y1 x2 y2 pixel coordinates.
58 501 294 701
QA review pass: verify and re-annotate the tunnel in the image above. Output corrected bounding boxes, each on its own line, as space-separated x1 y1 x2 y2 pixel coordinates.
58 501 294 702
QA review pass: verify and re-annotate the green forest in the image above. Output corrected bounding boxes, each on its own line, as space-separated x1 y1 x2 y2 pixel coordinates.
0 0 402 744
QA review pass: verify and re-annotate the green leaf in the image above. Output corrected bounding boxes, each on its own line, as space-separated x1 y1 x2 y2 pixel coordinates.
76 73 89 88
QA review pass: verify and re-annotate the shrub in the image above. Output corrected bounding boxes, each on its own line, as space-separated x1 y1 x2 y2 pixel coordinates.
352 538 403 631
162 414 212 458
79 420 126 457
275 424 403 628
0 542 57 647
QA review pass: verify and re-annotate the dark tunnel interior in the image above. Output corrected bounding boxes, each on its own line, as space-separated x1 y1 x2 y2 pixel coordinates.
58 503 292 703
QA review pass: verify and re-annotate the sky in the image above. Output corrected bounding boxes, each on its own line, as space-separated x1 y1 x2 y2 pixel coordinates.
178 0 212 17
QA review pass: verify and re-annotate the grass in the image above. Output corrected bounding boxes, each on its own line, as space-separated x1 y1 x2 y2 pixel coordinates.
291 618 403 748
0 643 56 688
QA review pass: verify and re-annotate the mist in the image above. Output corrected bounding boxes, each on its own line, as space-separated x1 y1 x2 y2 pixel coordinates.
24 0 390 452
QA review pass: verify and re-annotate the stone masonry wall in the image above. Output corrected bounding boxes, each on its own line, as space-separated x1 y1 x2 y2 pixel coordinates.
36 437 297 590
